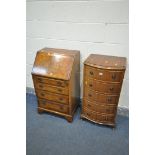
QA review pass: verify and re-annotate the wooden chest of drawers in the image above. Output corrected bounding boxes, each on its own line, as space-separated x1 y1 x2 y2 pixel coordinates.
81 54 126 127
31 48 80 122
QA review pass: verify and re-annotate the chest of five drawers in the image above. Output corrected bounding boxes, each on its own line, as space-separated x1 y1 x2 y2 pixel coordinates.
81 54 126 127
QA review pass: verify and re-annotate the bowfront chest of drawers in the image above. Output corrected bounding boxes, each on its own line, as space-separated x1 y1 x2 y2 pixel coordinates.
81 54 126 127
31 48 80 122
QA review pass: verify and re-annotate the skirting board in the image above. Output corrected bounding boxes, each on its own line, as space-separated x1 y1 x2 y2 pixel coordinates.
26 87 129 117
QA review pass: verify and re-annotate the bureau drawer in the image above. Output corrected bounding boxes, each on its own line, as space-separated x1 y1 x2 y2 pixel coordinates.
36 90 69 104
85 78 122 94
84 88 119 105
83 99 117 114
33 75 69 87
34 82 69 95
85 65 124 82
38 99 69 114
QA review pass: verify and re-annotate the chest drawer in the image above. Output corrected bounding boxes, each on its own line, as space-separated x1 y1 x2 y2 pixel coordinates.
84 88 119 105
85 65 124 82
36 90 69 104
96 113 115 123
83 99 117 114
33 75 69 87
82 108 96 120
85 78 122 94
83 107 115 123
83 99 96 111
34 82 69 95
38 99 69 114
96 105 117 114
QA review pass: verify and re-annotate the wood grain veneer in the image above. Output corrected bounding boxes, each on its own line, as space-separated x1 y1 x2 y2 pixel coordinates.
32 48 80 122
81 54 126 127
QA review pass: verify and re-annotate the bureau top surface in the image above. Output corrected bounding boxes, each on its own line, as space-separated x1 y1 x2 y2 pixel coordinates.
32 48 79 80
84 54 126 70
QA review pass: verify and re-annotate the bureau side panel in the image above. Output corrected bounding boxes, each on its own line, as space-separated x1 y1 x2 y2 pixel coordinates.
69 52 80 115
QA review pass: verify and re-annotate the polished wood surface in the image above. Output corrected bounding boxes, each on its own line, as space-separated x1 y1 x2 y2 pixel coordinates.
36 90 69 104
34 81 69 95
82 107 115 125
81 54 126 127
84 54 126 70
32 48 79 80
85 78 122 94
85 65 125 82
84 88 120 104
32 48 80 122
33 76 69 87
38 99 69 114
83 99 117 114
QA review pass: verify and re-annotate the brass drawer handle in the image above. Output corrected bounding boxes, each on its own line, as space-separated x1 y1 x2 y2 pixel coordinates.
89 84 93 87
88 94 92 97
102 116 107 120
107 97 112 102
89 71 94 75
57 89 62 92
112 74 116 80
86 113 90 116
87 104 91 107
59 98 63 101
41 93 45 96
57 81 62 86
60 106 64 110
38 78 43 82
39 85 43 88
109 87 114 91
105 116 108 121
41 101 46 105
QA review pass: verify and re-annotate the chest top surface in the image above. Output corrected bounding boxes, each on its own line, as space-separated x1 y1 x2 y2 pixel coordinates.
32 48 79 80
84 54 126 70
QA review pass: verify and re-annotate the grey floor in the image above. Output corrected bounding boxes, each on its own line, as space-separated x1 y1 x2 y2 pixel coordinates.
26 93 129 155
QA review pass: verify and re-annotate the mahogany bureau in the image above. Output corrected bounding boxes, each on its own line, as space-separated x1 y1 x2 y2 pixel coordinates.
31 48 80 122
81 54 126 127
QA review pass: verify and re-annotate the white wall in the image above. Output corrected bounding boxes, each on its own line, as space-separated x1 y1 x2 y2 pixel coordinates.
26 0 129 108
